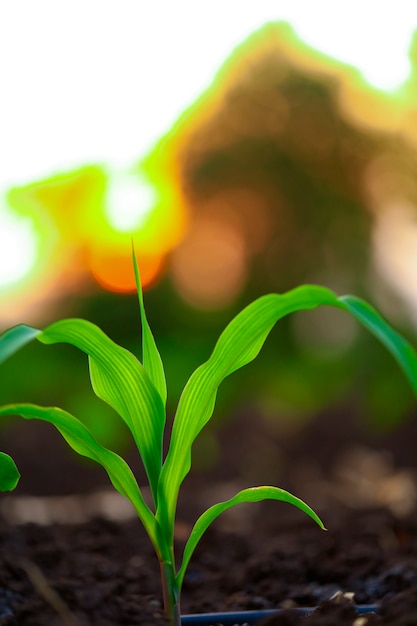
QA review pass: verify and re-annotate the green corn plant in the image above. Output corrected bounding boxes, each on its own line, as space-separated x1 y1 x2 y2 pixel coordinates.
1 251 417 625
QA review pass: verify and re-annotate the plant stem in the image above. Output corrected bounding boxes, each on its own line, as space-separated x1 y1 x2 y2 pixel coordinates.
160 560 181 626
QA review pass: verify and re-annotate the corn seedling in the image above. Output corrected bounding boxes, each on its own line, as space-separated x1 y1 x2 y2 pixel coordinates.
1 251 417 625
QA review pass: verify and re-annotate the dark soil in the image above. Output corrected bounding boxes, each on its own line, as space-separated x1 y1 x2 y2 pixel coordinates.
2 405 417 625
1 503 417 625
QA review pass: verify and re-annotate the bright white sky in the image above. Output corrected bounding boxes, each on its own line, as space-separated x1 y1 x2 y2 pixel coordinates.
0 0 416 288
0 0 416 188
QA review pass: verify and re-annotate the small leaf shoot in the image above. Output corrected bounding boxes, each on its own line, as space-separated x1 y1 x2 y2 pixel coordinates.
1 249 417 625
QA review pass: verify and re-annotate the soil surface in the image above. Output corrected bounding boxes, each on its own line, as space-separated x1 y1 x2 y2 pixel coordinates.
2 405 417 625
1 503 417 625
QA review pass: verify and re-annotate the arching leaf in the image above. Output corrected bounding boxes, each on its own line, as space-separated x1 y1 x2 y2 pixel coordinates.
177 486 325 591
0 403 160 550
38 319 165 503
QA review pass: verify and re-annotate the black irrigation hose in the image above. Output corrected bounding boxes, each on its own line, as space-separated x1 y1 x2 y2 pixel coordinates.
181 604 379 625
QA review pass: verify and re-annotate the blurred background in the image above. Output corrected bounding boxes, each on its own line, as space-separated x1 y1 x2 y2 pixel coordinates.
2 0 417 521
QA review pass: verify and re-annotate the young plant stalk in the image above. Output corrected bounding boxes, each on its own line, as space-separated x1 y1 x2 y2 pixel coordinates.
2 251 417 625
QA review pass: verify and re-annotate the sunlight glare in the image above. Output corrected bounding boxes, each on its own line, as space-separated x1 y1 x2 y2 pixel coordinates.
104 170 157 233
0 199 39 290
1 1 417 293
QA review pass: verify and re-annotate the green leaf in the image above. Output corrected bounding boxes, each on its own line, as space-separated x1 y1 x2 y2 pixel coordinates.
0 403 160 550
158 285 341 531
132 244 167 406
176 486 325 591
339 296 417 396
159 286 417 534
0 324 40 364
37 319 165 503
0 451 20 491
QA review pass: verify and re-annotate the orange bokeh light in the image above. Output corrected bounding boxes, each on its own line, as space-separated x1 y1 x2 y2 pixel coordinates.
4 158 187 304
88 246 164 293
